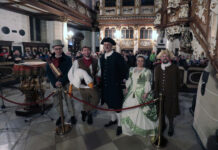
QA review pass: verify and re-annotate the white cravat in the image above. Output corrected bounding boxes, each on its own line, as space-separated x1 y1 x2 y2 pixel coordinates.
105 51 113 59
55 55 62 58
161 62 172 70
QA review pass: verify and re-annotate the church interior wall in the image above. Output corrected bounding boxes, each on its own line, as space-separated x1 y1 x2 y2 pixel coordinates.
0 9 30 53
46 21 68 52
40 20 48 43
81 31 92 48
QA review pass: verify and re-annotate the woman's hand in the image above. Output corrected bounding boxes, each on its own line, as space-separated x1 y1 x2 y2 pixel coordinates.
143 93 148 100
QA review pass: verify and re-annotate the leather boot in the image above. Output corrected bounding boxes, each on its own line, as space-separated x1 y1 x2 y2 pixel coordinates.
56 116 64 126
81 111 87 122
87 112 93 125
70 116 77 125
104 120 117 127
168 117 174 136
116 126 122 136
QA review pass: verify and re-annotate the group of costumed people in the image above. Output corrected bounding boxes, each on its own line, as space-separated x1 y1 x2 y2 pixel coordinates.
46 37 180 140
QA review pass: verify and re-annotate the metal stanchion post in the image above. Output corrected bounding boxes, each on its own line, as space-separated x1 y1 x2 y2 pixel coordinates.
55 87 71 135
153 93 168 148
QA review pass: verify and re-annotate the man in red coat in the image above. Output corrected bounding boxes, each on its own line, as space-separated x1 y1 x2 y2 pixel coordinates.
154 50 180 136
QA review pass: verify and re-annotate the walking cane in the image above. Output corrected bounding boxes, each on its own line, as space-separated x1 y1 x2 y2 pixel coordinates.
56 87 71 135
153 93 167 148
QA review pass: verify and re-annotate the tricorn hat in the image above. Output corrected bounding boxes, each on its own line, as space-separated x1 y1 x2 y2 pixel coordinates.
101 37 116 45
156 49 175 60
52 39 64 48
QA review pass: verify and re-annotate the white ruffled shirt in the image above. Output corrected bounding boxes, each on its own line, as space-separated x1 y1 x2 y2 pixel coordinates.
161 62 172 71
104 51 113 59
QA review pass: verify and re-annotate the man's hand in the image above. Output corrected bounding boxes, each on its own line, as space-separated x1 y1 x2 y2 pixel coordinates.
55 81 62 88
124 88 128 95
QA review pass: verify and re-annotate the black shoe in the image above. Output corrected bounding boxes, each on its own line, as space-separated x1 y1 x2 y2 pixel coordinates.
87 113 93 125
70 116 77 125
81 111 87 122
104 120 117 127
168 126 174 136
56 116 64 126
162 123 167 132
116 126 122 136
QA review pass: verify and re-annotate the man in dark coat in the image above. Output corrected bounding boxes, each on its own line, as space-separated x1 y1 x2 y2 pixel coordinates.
99 37 128 136
46 39 76 127
154 50 180 136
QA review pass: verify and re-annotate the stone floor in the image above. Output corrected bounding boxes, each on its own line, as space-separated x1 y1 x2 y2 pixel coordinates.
0 85 204 150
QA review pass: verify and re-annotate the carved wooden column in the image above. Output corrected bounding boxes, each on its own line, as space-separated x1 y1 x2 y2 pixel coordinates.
117 0 121 15
100 0 103 15
115 26 121 53
133 26 138 54
135 0 140 15
91 28 96 52
99 27 104 52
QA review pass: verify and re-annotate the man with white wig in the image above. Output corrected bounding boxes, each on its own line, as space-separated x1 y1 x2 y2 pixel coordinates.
99 37 128 136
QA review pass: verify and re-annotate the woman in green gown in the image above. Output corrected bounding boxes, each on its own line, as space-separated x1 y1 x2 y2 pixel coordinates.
121 55 158 138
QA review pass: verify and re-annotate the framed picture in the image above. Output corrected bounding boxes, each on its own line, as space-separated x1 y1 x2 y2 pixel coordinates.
43 47 48 53
1 46 10 53
24 47 31 53
38 47 43 52
32 47 37 53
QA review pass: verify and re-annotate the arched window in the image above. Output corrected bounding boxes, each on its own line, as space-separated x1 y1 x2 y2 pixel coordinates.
121 27 134 39
140 27 152 39
123 0 134 6
105 0 116 7
141 0 154 6
105 28 116 39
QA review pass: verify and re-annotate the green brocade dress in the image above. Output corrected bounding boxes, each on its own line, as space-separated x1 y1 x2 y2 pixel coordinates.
121 67 158 137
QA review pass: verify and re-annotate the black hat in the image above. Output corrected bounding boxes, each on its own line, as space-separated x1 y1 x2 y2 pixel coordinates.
101 37 116 45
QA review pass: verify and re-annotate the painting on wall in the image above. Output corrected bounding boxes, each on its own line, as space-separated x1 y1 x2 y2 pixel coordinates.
38 47 43 52
1 46 10 53
24 47 31 53
12 46 22 55
32 47 37 54
43 47 48 53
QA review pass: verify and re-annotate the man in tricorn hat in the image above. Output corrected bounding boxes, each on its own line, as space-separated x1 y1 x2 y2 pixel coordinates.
99 37 128 136
46 39 77 127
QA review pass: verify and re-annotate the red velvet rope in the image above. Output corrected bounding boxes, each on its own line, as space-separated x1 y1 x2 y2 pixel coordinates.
0 92 54 106
0 92 158 111
67 93 158 112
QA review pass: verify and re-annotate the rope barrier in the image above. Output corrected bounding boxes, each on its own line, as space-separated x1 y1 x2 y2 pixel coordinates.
0 92 54 106
0 91 158 111
67 93 158 112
